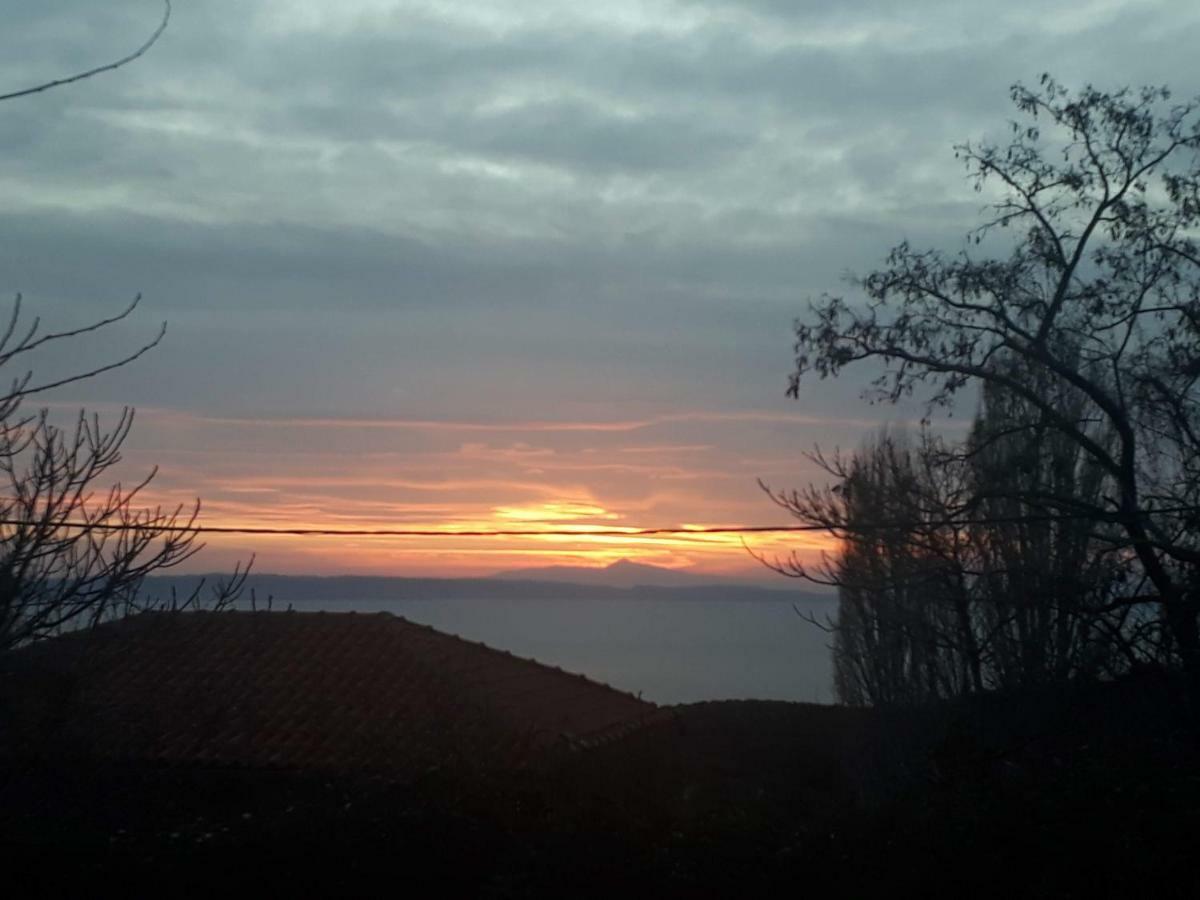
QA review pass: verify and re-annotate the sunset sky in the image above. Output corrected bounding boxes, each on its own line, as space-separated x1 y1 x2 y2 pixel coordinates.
2 0 1197 578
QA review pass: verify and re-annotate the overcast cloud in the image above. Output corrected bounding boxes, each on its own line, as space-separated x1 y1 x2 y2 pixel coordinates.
1 0 1196 575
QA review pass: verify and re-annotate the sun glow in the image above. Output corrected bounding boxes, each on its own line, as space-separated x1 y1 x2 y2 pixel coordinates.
491 501 620 522
154 504 836 579
109 405 850 578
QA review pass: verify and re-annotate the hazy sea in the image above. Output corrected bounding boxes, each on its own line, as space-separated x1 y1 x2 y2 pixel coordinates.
275 593 836 705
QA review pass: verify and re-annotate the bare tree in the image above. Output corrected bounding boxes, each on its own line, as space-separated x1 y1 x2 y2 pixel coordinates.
788 75 1200 695
963 364 1148 688
0 1 249 651
0 297 249 651
763 419 1145 706
0 1 171 103
762 429 980 705
827 432 964 705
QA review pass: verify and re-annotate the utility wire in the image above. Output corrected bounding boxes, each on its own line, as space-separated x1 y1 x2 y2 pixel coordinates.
0 505 1197 538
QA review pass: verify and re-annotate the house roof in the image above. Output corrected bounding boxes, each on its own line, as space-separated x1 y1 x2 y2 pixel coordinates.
0 610 658 777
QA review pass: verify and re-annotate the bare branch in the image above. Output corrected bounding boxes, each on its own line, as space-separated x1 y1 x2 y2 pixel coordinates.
0 1 171 103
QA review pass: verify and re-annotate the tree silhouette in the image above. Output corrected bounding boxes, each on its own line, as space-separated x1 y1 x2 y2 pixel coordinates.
0 0 248 651
0 1 170 104
788 75 1200 695
0 297 251 650
764 418 1146 705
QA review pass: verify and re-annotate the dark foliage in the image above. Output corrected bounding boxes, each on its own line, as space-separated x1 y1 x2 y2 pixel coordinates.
1 4 247 650
777 75 1200 702
2 690 1197 898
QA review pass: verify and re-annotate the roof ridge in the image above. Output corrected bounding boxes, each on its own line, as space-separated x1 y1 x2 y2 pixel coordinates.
89 609 654 709
381 612 654 708
3 607 658 776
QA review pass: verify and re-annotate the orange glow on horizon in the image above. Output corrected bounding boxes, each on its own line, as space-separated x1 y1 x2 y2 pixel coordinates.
147 501 838 579
492 501 621 522
86 404 854 579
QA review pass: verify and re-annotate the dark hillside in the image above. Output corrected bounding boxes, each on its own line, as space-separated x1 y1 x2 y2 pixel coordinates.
2 615 1199 897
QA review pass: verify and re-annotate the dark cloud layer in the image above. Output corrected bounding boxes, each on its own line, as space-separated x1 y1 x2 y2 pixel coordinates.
1 0 1197 571
5 0 1196 411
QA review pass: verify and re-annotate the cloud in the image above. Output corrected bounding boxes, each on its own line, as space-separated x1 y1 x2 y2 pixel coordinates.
4 0 1198 574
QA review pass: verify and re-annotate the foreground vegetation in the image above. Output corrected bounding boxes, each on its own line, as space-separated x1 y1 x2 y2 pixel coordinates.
3 31 1197 899
4 681 1197 898
772 76 1200 713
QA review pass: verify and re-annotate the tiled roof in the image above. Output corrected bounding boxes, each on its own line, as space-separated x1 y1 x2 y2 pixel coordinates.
0 610 658 777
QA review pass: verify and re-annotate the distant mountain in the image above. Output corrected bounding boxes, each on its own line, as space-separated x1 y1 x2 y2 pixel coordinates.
141 571 831 607
492 558 779 589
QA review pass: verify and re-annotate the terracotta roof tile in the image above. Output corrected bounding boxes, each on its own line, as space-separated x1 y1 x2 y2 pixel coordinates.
1 610 657 778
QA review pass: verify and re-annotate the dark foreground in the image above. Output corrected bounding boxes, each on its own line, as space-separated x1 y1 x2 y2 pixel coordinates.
4 683 1199 898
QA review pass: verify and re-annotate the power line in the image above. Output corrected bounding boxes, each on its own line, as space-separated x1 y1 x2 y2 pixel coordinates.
2 520 812 537
0 519 835 537
0 506 1196 538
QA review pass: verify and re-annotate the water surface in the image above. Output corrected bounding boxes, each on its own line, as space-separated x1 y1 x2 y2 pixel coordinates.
279 593 835 705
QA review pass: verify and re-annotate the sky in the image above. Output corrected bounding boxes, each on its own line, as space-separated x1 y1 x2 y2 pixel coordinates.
1 0 1197 578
